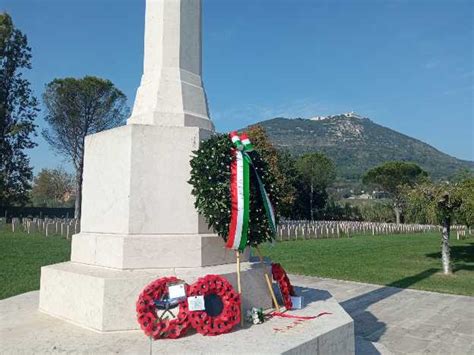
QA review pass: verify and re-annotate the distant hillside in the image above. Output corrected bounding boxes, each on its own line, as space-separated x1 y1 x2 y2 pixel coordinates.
243 114 473 181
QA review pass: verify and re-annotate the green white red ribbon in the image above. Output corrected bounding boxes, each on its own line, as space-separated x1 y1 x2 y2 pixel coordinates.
226 131 276 251
226 147 250 251
254 169 277 235
240 133 254 151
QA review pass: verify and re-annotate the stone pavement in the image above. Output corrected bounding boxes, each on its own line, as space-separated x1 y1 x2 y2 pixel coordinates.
291 275 474 355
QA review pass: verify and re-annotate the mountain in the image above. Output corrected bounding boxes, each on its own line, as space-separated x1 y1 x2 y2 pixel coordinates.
243 113 473 181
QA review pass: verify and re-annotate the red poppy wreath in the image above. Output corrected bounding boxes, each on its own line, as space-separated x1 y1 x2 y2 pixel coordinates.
136 276 191 339
271 263 296 310
136 274 241 339
187 274 241 336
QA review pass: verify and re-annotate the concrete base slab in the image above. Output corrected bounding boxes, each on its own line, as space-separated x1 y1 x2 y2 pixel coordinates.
39 261 271 332
1 287 354 354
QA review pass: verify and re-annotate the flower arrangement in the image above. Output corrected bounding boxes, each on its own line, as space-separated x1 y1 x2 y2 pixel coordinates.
186 274 241 336
136 274 241 339
189 133 279 249
136 276 190 339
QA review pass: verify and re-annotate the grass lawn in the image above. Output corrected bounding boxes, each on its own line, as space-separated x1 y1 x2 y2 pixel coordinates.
1 226 473 300
260 232 474 296
0 226 71 300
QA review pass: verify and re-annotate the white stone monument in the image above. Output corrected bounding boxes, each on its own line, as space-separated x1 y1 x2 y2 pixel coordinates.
39 0 270 332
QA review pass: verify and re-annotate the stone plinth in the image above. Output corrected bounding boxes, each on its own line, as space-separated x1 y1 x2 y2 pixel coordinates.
72 124 250 270
39 123 260 331
40 123 257 330
80 124 212 238
39 261 271 332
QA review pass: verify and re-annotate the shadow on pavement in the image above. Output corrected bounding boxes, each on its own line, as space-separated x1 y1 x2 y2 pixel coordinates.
271 284 332 307
293 285 331 304
340 268 439 355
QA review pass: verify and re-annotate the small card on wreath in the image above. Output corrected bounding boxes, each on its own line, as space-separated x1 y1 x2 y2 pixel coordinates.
290 296 303 310
167 281 186 301
187 295 205 311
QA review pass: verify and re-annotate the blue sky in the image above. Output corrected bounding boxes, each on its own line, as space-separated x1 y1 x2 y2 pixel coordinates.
3 0 473 173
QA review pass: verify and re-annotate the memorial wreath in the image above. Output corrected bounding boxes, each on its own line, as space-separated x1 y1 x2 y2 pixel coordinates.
271 263 296 310
136 276 191 339
187 274 241 336
136 275 241 339
189 132 279 251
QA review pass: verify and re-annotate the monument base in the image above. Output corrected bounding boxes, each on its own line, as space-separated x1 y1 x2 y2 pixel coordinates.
39 261 271 332
2 284 354 354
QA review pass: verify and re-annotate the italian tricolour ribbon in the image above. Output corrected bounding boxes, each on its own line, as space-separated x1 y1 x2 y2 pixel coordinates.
226 132 277 251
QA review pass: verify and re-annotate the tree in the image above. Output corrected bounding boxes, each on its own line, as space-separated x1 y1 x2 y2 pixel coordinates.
42 76 128 218
0 13 38 206
362 161 428 224
276 150 298 217
321 200 362 221
359 201 395 223
404 180 471 274
246 125 297 217
454 178 474 228
30 167 75 207
295 153 336 220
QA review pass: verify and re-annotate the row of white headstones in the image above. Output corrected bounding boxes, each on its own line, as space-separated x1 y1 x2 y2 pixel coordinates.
2 217 80 239
276 220 470 241
0 217 469 241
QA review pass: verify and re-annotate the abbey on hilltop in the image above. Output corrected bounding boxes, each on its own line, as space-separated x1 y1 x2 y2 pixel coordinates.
309 111 364 121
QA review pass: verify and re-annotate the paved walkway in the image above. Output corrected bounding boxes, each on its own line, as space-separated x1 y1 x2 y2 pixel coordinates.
291 275 474 354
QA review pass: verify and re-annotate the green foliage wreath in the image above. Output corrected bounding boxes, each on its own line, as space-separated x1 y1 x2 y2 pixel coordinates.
189 134 279 247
